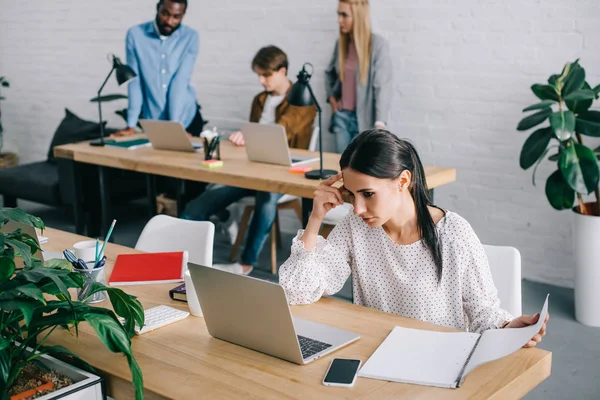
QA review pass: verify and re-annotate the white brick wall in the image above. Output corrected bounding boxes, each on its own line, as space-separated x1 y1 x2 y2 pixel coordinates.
1 0 599 288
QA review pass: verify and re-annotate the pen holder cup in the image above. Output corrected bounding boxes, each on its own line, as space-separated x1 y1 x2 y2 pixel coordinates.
203 138 221 161
74 264 107 304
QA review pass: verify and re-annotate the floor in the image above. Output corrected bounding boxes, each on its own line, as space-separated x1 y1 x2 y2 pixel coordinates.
13 199 600 399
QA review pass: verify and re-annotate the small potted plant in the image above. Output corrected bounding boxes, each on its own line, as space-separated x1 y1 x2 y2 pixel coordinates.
1 207 145 399
0 77 18 169
517 59 600 326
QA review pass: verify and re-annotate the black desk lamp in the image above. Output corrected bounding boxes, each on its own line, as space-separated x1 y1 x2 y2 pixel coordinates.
90 54 137 146
287 63 337 180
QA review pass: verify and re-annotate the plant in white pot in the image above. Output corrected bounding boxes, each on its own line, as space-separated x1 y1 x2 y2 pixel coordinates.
518 59 600 326
1 208 145 399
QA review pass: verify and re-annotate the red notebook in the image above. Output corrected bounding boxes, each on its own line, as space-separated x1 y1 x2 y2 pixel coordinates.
108 251 187 286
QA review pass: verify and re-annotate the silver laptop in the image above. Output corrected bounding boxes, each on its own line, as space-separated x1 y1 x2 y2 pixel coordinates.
140 120 202 152
188 263 360 365
241 122 319 166
0 221 60 262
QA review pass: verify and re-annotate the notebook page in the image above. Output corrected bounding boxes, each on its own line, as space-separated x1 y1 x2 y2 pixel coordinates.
461 294 549 383
358 326 480 388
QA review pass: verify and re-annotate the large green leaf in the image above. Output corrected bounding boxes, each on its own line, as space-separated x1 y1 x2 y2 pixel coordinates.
545 170 575 210
520 127 553 169
0 346 10 395
43 258 73 270
5 238 33 268
84 284 145 338
576 110 600 137
0 299 38 326
548 74 560 86
517 108 552 131
549 110 575 141
564 89 596 102
522 100 556 112
84 310 144 400
562 64 586 97
0 208 44 230
566 82 594 114
0 257 15 284
559 142 600 194
16 283 46 303
531 84 559 101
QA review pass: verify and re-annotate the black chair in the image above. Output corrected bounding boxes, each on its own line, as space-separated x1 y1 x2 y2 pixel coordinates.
0 109 147 235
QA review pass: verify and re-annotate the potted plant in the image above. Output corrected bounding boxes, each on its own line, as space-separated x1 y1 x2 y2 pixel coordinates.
0 77 18 169
1 207 145 399
517 59 600 326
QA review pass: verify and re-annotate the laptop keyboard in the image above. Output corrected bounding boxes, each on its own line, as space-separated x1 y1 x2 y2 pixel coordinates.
297 335 332 359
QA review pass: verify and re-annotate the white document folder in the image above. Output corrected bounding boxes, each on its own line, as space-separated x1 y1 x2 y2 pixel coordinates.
358 295 549 388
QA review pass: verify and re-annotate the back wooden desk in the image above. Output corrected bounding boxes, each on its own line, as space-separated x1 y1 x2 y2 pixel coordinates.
53 137 457 235
43 228 551 399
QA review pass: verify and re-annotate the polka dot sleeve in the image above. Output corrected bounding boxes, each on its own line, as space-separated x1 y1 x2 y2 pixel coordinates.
453 218 514 332
279 215 353 305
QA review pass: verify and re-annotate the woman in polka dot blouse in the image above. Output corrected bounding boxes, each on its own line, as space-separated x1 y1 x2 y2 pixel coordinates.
279 129 548 346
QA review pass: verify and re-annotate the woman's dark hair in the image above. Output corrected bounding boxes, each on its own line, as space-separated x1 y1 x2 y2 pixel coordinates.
340 129 443 281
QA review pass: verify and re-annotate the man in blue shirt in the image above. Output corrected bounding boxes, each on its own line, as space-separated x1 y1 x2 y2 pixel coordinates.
114 0 205 137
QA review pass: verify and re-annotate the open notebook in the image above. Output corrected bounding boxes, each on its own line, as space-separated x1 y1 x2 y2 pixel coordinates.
358 295 549 389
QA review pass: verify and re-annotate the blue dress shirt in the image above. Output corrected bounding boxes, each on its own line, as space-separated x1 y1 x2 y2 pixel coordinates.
125 22 199 128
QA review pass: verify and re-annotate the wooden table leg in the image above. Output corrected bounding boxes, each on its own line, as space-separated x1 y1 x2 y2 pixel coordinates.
58 158 85 235
146 175 157 218
98 166 111 240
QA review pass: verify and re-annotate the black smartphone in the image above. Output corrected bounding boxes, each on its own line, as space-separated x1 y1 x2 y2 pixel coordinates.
322 358 362 387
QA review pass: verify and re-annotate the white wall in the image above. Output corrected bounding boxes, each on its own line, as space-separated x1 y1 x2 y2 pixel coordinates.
1 0 599 288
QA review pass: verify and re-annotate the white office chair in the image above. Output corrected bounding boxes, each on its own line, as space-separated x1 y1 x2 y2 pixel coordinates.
135 215 215 267
230 126 320 274
483 244 522 317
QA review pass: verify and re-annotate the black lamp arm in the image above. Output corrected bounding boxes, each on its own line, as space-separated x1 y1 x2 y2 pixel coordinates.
96 66 116 144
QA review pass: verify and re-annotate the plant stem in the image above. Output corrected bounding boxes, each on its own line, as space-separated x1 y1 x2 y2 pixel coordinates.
578 194 587 215
576 132 584 145
595 187 600 216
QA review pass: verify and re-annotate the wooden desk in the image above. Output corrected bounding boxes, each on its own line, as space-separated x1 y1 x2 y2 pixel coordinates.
53 136 457 234
44 228 551 399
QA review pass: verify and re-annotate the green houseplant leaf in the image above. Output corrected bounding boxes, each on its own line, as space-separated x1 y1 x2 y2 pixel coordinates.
564 89 596 102
549 110 575 141
0 208 44 229
520 127 553 169
576 110 600 137
559 141 600 194
546 170 575 210
1 207 145 398
561 64 585 97
531 84 559 101
517 108 552 131
566 82 594 114
522 100 556 112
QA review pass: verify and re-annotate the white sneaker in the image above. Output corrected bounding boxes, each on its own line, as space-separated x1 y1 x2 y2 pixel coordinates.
212 262 253 275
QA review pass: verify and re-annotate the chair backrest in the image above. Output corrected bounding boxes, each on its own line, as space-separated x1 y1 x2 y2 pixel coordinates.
482 244 522 317
135 215 215 267
308 125 320 152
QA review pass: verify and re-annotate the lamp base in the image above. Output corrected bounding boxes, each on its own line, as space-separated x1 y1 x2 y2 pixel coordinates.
89 138 116 147
305 169 338 180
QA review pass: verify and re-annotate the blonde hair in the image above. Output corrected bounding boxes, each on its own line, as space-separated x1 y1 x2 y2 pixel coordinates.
338 0 372 85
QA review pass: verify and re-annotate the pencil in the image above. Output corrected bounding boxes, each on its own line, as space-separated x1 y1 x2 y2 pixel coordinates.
98 219 117 263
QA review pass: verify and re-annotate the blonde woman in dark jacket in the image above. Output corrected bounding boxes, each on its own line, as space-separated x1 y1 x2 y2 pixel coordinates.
325 0 393 153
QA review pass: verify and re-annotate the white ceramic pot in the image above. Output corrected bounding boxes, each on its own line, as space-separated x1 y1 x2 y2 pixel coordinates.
573 209 600 327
